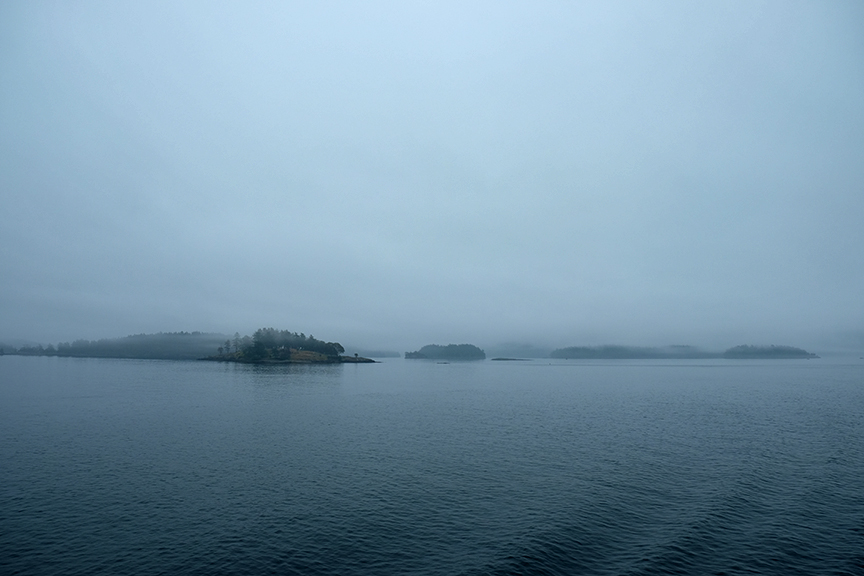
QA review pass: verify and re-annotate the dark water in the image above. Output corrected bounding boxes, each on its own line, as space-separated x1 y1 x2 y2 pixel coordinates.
1 356 863 575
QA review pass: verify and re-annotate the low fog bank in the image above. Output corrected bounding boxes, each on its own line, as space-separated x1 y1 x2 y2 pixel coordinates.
1 2 861 356
4 275 856 355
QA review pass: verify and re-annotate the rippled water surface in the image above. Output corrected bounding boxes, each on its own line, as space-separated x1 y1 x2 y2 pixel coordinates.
2 356 863 575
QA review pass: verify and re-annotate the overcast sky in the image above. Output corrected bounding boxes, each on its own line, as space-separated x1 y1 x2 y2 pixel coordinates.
2 1 862 351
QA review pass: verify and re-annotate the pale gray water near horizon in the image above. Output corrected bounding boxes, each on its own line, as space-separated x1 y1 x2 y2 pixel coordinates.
1 356 863 575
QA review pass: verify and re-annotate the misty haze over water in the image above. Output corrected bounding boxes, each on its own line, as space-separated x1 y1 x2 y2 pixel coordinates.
2 3 864 575
1 2 863 353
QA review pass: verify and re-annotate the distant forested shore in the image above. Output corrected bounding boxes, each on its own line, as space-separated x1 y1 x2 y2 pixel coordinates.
1 329 374 364
549 344 819 360
721 345 819 359
2 332 228 360
405 344 486 360
1 333 819 362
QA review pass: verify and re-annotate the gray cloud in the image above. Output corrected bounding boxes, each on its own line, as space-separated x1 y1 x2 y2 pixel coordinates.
2 1 863 351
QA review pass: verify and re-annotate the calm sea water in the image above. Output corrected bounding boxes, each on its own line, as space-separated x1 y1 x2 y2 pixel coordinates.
1 356 862 575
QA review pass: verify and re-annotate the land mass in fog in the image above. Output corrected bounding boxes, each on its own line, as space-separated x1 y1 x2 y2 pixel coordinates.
405 344 487 360
202 328 375 364
550 344 819 360
1 329 375 364
1 332 821 362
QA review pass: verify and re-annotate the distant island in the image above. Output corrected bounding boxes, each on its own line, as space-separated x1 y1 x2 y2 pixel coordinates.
2 333 819 363
2 328 375 364
5 331 230 360
550 344 819 360
405 344 486 360
204 328 374 364
722 345 818 359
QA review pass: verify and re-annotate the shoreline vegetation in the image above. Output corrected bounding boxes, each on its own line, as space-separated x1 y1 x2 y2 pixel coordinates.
0 329 375 364
202 328 375 364
0 332 819 362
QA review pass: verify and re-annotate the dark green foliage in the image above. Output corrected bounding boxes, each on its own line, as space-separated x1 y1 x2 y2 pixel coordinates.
237 327 345 360
723 345 818 359
8 328 347 361
405 344 486 360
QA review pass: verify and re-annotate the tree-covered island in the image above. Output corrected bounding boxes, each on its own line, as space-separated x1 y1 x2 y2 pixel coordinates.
2 328 375 363
206 328 375 364
405 344 486 360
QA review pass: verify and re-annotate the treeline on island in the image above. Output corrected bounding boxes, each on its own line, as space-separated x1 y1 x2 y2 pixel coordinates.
2 332 819 362
405 344 486 360
1 328 372 364
209 327 365 363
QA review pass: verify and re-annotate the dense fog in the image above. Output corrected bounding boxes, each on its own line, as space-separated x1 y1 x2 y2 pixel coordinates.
1 2 862 353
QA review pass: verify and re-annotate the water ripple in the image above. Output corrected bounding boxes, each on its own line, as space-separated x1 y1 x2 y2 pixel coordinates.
1 357 863 575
